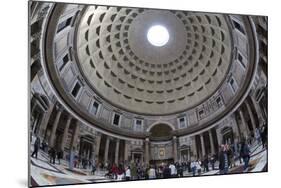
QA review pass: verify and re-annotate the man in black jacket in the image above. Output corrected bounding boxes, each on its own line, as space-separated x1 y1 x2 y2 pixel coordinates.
203 155 209 172
218 145 229 175
240 139 250 172
49 147 56 164
31 137 41 159
163 164 171 178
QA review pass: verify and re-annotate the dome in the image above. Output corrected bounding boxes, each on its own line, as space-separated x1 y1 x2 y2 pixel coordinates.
75 7 233 115
42 4 258 138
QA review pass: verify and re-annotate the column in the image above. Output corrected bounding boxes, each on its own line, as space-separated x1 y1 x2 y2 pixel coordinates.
187 148 191 161
95 134 101 163
90 142 94 161
235 112 242 139
88 144 91 160
104 137 110 163
49 109 62 147
115 139 120 164
144 138 149 164
208 130 215 155
215 128 222 146
61 116 72 152
250 96 264 125
173 136 178 162
39 103 54 140
70 123 80 150
124 140 129 162
245 100 257 131
200 134 206 158
239 108 249 138
193 136 198 158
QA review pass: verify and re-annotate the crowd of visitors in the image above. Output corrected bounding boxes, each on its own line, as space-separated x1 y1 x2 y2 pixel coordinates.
30 123 267 179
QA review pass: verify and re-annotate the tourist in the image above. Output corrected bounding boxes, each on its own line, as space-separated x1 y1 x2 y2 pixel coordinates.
219 145 229 174
240 139 250 172
169 162 177 177
69 147 75 170
111 163 118 179
125 166 131 180
196 159 202 176
31 136 41 159
191 159 197 176
57 149 63 165
261 124 267 148
176 162 183 177
227 144 235 168
255 127 262 145
91 159 96 175
233 139 240 164
49 147 56 164
41 140 48 152
210 154 216 170
163 164 171 178
117 164 125 180
148 165 156 179
158 165 164 178
187 160 191 172
203 155 209 172
131 162 137 180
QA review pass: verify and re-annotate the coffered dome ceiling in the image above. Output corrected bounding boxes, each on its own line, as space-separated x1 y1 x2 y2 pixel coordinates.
43 3 257 138
76 6 232 115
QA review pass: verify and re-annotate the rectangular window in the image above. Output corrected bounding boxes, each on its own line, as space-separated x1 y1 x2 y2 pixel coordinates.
229 78 238 93
216 97 222 105
71 82 81 98
59 54 69 71
136 119 142 126
91 101 99 115
198 110 204 119
57 17 72 33
135 119 143 131
233 20 245 34
113 113 120 126
179 117 186 128
237 52 246 69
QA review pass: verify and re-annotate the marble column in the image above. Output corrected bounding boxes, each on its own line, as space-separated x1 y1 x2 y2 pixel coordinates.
124 140 129 162
239 108 249 138
193 136 198 158
104 137 110 163
115 139 120 164
250 96 263 125
215 128 222 146
91 142 95 162
245 100 257 131
70 123 80 150
95 134 101 163
145 138 149 164
88 144 92 160
200 134 206 158
49 109 62 147
61 116 72 152
39 103 54 140
173 136 178 162
235 112 242 139
208 130 215 155
187 148 191 161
